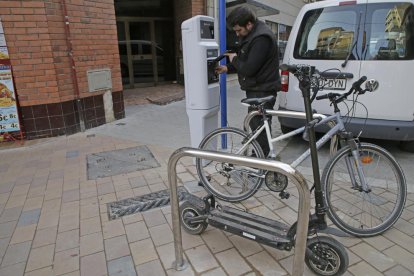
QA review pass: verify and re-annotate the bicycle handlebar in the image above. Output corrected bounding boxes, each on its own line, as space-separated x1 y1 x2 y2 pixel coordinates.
315 76 368 104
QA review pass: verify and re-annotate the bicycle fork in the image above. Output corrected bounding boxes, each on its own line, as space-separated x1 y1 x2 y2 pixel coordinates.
344 139 371 193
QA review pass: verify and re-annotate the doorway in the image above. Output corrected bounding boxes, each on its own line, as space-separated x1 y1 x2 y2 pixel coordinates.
117 19 176 88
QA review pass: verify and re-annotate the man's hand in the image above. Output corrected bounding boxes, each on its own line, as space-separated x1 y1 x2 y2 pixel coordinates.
215 65 228 74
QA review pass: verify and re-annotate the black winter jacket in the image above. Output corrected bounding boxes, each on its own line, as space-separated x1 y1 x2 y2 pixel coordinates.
229 21 280 93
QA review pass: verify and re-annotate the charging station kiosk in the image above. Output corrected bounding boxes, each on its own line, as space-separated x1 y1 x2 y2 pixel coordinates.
181 16 220 148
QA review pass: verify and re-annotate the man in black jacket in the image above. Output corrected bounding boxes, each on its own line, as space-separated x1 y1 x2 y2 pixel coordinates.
215 6 280 157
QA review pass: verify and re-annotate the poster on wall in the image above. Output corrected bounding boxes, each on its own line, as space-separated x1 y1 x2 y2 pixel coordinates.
0 17 21 134
0 65 20 132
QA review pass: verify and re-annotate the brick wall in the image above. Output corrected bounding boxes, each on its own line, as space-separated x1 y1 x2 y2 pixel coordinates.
0 0 124 139
0 0 122 107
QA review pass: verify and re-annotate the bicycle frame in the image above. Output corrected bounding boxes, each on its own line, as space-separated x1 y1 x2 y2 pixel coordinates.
238 111 345 168
238 110 370 192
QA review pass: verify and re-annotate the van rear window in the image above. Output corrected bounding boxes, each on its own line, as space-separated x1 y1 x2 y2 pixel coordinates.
294 2 414 61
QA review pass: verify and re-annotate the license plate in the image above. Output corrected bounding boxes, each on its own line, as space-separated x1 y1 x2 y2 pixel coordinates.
319 78 347 90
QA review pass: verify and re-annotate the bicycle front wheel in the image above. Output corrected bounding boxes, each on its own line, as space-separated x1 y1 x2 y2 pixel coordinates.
322 143 406 237
196 127 265 202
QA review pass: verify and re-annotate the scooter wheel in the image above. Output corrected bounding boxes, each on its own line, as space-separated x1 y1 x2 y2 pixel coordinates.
305 236 349 276
179 201 208 235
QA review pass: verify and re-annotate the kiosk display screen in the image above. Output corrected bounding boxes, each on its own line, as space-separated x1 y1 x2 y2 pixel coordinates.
200 20 214 39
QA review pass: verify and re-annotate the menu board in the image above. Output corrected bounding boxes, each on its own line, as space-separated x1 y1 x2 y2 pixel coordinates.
0 17 20 133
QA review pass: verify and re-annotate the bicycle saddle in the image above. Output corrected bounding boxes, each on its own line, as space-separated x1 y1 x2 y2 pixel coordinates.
241 95 275 106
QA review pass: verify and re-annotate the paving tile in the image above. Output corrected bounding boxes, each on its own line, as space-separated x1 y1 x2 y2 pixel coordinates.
142 209 166 228
10 224 37 244
56 229 79 252
132 187 151 197
25 244 55 272
58 214 80 233
23 198 43 212
32 226 57 248
136 259 165 276
103 220 125 239
80 203 99 220
37 211 59 230
104 235 130 261
54 248 79 275
80 251 107 276
0 206 22 223
185 245 218 273
24 266 53 276
107 255 136 276
0 220 17 239
5 195 26 209
0 237 10 260
384 245 414 271
0 261 26 276
80 232 104 257
1 241 31 267
10 184 30 197
201 229 233 254
128 176 147 188
149 223 173 246
0 182 14 194
215 248 252 275
383 228 414 254
246 250 287 275
156 242 175 270
130 239 158 266
348 261 383 276
384 265 413 276
62 189 80 203
124 221 149 243
80 216 101 236
362 235 395 251
97 182 115 196
350 242 396 272
17 208 41 226
121 213 142 225
0 193 9 206
257 194 286 210
181 230 204 250
228 235 263 257
199 267 226 276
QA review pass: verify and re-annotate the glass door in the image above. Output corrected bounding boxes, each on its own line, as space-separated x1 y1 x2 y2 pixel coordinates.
129 22 156 85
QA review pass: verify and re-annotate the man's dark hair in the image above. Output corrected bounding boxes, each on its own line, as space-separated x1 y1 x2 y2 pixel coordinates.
227 6 257 28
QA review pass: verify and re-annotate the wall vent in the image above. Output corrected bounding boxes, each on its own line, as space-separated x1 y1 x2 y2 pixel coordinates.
87 69 112 93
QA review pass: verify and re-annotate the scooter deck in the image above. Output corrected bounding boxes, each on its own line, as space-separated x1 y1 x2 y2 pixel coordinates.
207 206 291 248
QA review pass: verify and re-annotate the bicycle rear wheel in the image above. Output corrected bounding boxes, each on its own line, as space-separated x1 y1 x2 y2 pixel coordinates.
196 127 265 202
322 143 406 237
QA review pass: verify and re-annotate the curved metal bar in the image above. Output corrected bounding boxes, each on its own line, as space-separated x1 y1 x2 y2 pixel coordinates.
168 147 310 276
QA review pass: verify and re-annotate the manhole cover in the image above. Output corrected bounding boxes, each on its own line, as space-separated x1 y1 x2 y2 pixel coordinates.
87 145 160 180
107 187 190 220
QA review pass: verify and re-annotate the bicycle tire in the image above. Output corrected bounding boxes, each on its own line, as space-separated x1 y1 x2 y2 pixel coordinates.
322 143 406 237
196 127 265 202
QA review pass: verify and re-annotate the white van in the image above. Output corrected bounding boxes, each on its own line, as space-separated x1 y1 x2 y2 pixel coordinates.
278 0 414 151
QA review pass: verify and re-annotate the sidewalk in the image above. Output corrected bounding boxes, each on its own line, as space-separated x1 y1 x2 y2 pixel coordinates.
0 83 413 275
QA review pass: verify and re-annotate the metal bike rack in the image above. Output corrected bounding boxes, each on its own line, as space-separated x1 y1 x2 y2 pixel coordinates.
243 109 338 155
168 147 310 276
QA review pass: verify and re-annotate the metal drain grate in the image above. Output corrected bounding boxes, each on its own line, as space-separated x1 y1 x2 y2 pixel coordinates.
87 145 160 180
107 187 190 220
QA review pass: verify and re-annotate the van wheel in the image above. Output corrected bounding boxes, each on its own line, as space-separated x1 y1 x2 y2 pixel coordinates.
280 124 294 134
399 141 414 153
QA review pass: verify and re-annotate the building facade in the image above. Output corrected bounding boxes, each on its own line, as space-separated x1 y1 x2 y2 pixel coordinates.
0 0 304 140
